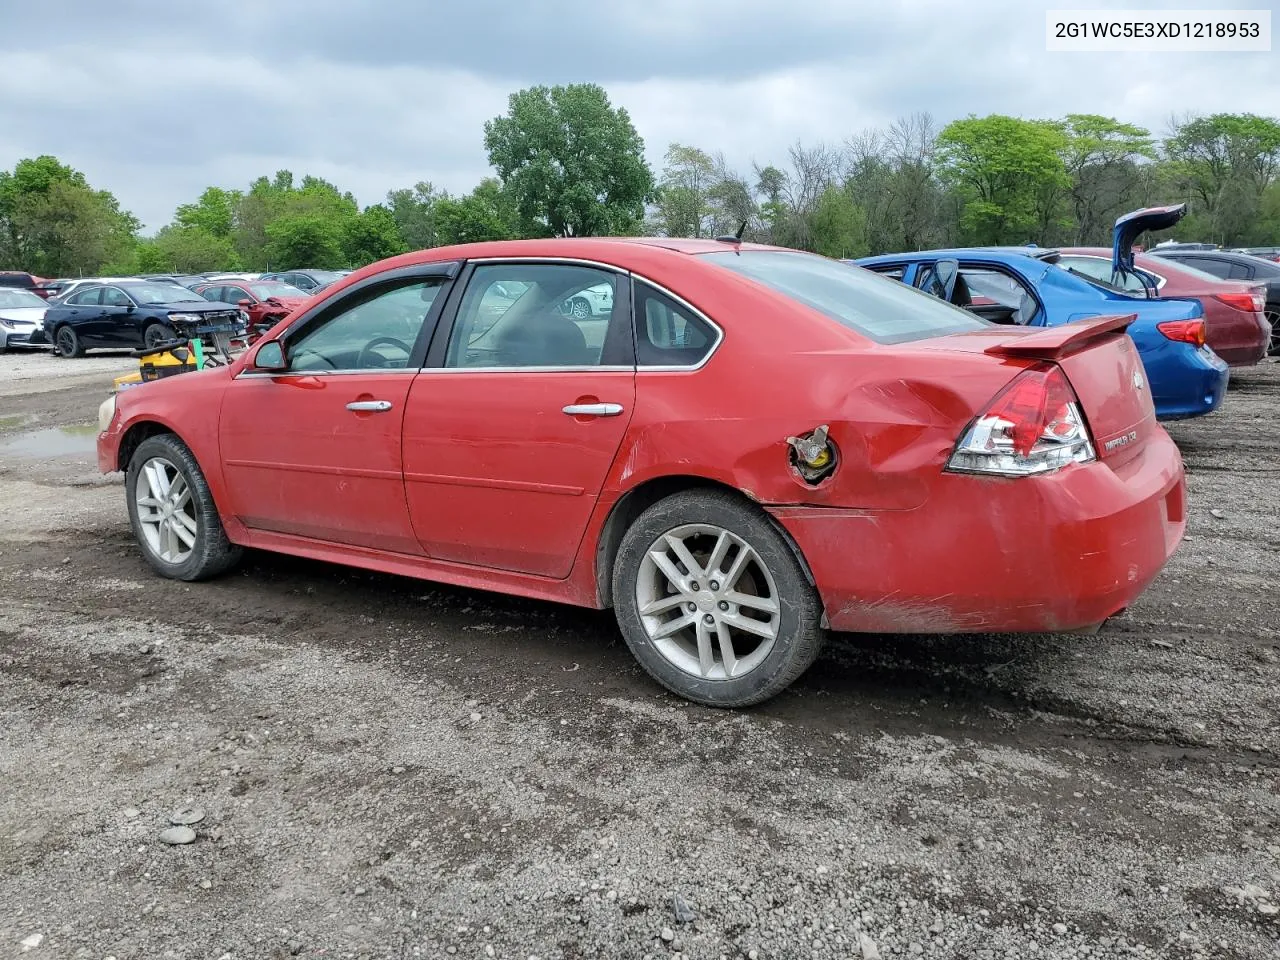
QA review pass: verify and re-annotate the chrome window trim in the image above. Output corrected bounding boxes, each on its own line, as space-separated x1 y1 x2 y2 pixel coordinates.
629 273 724 373
1062 254 1167 291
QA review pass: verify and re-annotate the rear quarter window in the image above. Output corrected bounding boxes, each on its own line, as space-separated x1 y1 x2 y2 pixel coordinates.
703 251 987 344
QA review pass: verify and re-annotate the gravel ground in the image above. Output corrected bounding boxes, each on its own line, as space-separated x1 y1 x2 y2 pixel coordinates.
0 350 1277 960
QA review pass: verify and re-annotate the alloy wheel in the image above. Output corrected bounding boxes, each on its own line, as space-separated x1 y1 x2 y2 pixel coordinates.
134 457 198 564
570 297 591 320
635 523 780 680
1267 309 1280 356
56 328 75 356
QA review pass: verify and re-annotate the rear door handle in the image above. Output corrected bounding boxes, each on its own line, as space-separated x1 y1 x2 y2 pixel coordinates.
562 402 624 417
346 400 393 412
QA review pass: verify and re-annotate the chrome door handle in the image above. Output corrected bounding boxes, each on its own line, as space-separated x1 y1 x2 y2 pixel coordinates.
346 400 393 412
562 403 624 417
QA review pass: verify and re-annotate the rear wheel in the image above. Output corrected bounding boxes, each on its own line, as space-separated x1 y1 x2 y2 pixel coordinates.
568 296 591 320
612 489 825 707
1266 308 1280 356
125 434 242 581
143 323 178 349
54 325 84 358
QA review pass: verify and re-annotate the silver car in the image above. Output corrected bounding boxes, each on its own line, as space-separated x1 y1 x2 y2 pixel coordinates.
0 287 49 349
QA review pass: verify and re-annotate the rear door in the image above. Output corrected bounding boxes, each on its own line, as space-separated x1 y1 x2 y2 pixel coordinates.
403 260 636 578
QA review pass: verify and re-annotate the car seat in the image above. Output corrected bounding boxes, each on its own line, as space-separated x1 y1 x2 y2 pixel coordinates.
494 309 593 366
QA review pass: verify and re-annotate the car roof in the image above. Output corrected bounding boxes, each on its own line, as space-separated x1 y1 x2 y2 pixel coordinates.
857 248 1058 267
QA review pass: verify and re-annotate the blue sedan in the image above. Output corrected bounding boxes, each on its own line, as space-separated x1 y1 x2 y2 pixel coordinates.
852 247 1228 421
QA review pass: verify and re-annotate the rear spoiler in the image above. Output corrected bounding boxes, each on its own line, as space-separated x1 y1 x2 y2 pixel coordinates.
984 314 1135 360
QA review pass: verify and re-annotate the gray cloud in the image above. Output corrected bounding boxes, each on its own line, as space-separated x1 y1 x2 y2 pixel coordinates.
1 0 1275 231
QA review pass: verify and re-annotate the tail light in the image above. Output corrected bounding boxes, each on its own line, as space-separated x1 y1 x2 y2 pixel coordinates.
1213 292 1265 313
947 363 1095 477
1157 319 1206 348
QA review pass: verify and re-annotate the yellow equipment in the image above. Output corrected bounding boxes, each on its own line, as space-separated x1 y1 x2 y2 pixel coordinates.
113 343 199 393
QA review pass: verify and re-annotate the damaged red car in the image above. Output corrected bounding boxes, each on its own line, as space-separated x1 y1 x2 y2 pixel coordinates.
97 239 1186 707
194 279 309 339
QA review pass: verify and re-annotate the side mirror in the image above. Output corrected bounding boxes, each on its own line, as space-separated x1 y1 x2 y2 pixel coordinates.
253 340 287 371
237 299 253 309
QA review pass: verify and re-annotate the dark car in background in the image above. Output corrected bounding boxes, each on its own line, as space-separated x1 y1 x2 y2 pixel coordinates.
260 269 351 293
1232 246 1280 262
42 280 244 358
1150 249 1280 354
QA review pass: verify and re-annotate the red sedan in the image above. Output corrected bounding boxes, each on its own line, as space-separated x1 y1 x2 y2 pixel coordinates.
194 279 309 337
97 239 1186 707
1057 248 1269 366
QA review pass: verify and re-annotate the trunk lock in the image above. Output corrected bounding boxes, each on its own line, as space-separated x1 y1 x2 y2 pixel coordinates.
786 424 837 484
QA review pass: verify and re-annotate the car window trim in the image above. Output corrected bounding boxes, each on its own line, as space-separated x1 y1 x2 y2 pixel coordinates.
236 261 461 379
630 276 724 372
950 259 1047 324
1060 254 1166 292
422 256 641 372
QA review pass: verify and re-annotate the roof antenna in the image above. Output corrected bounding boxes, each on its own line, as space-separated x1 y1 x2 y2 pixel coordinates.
715 219 748 252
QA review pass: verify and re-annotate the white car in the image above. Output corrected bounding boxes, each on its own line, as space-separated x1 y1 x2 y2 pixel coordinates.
0 287 49 350
559 281 613 320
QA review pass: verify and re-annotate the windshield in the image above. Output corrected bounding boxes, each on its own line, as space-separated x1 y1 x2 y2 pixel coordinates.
702 251 988 344
125 283 206 304
0 288 46 309
249 281 304 299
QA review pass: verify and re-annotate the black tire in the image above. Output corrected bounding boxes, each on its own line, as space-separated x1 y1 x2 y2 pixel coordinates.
143 323 178 349
54 325 84 358
125 433 242 581
1266 308 1280 357
612 489 825 708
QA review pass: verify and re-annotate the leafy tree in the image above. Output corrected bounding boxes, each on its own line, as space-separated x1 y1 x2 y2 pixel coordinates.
655 143 716 237
386 181 443 250
1060 114 1156 244
435 179 517 246
342 205 406 266
484 83 654 237
936 115 1069 245
175 187 241 239
1165 113 1280 244
0 156 138 275
265 215 346 270
808 187 867 259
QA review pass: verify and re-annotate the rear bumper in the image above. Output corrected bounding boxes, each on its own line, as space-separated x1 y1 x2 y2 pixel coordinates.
770 429 1186 635
1151 347 1228 421
1208 311 1269 366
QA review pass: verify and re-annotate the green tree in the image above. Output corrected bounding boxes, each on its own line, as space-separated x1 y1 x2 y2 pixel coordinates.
0 156 138 275
808 187 868 259
1165 113 1280 244
484 83 654 237
435 179 516 246
342 205 406 266
1060 114 1156 244
386 181 443 250
231 170 360 269
264 215 346 270
655 143 716 237
935 115 1069 244
174 187 241 238
137 225 241 273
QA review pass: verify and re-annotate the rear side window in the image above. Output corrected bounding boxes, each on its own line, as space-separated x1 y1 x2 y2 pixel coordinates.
633 281 715 367
703 250 987 344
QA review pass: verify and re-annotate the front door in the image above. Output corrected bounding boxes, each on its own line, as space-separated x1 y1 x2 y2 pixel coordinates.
218 272 453 553
404 261 636 578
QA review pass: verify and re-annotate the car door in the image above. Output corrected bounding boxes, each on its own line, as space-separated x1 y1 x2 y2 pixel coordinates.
402 260 636 578
55 287 102 339
97 286 142 345
217 263 458 553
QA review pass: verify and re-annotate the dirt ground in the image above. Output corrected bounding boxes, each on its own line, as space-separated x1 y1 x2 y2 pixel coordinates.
1 349 1277 960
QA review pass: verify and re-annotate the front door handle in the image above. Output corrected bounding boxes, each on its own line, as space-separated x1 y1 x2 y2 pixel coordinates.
346 400 393 412
562 402 624 417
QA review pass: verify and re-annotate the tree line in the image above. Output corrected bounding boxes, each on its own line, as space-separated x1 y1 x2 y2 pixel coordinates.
3 83 1279 278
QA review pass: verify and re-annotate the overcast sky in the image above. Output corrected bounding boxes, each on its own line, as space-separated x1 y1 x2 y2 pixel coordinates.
3 0 1277 230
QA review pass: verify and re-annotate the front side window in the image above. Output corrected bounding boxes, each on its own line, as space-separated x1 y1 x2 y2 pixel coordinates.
445 263 621 368
703 250 987 344
959 268 1041 324
225 286 254 304
285 278 445 372
68 287 103 306
100 287 134 307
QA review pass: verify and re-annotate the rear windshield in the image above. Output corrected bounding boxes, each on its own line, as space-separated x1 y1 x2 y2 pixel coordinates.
702 251 988 344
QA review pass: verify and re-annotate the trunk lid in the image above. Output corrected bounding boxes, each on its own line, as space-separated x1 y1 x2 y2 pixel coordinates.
1114 204 1187 282
924 315 1158 468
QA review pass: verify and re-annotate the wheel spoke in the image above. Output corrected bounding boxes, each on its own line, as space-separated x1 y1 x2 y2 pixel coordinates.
722 546 751 588
723 611 776 640
161 520 177 560
648 550 690 592
715 622 739 678
663 534 704 580
171 519 196 548
639 593 688 616
143 462 168 500
173 510 197 535
650 612 696 640
704 530 731 578
725 590 779 615
171 486 192 511
695 619 716 677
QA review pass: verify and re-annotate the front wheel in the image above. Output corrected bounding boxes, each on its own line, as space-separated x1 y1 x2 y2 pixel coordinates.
55 325 84 358
143 323 178 349
612 489 825 707
125 434 242 581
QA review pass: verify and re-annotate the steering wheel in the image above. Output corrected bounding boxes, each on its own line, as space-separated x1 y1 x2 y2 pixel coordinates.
358 336 413 368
